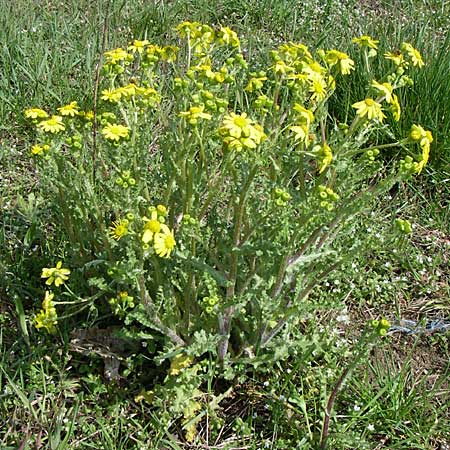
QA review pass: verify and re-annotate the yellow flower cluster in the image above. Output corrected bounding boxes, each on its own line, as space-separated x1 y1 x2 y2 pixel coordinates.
219 112 266 151
101 83 160 106
35 291 58 334
384 43 424 68
142 205 176 258
409 124 433 174
323 50 355 75
187 62 233 85
314 144 333 173
179 105 212 125
169 353 193 375
176 22 240 55
289 104 314 145
269 42 353 105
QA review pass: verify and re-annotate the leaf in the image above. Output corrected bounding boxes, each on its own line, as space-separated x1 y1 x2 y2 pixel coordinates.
178 256 229 287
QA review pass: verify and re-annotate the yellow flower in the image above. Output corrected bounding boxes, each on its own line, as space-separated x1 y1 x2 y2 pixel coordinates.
57 101 79 117
308 74 327 102
245 75 267 92
31 144 47 156
142 211 161 244
104 47 129 64
352 98 385 122
101 88 122 103
316 144 333 173
273 60 294 75
220 113 266 150
25 108 48 119
41 261 70 287
159 45 178 62
390 94 401 121
84 110 94 121
128 39 150 53
371 80 393 103
35 291 58 334
37 115 65 133
401 42 424 68
109 219 129 240
384 51 404 66
101 123 130 142
324 50 355 75
217 27 240 47
154 224 176 258
294 104 314 126
290 104 314 144
409 125 433 174
169 353 193 375
352 35 379 49
179 105 212 124
118 83 138 98
409 124 428 142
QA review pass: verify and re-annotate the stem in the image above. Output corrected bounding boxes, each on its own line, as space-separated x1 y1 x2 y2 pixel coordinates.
260 261 340 347
320 329 376 449
218 163 258 361
138 276 185 347
92 0 111 181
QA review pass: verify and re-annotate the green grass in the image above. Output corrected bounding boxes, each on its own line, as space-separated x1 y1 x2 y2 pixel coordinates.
1 0 449 448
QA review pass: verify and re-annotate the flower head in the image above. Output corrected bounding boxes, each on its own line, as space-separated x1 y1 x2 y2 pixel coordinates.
409 124 433 174
220 113 266 151
101 123 130 142
128 39 150 53
352 35 379 50
316 144 333 173
57 101 79 117
352 98 385 122
401 42 424 68
35 291 58 334
179 105 212 125
390 94 401 121
216 27 240 47
142 210 162 244
101 88 123 103
25 108 48 119
104 47 130 64
154 224 176 258
324 50 355 75
37 115 65 133
169 353 193 375
109 219 129 240
371 80 393 103
41 261 70 287
384 51 404 66
31 144 50 156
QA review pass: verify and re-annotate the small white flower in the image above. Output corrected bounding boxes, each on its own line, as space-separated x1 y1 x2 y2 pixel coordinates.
353 404 361 412
367 424 375 432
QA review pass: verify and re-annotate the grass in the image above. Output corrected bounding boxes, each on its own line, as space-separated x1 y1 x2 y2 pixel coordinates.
1 0 449 448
